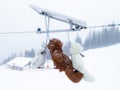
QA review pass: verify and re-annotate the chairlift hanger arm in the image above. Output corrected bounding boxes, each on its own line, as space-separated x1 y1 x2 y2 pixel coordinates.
36 29 82 34
30 5 86 29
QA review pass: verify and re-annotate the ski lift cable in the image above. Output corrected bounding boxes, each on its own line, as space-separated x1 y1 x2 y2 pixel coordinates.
0 23 120 35
87 23 120 29
0 31 35 34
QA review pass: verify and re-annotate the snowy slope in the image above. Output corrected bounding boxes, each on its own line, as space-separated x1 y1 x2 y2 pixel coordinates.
5 57 54 70
6 57 32 67
82 44 120 90
0 44 120 90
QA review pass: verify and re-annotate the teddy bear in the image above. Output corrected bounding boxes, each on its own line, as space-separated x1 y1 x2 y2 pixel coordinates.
30 47 46 69
70 42 95 82
47 38 83 83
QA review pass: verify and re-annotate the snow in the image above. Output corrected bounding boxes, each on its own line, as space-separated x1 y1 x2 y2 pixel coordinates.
6 57 32 67
0 44 120 90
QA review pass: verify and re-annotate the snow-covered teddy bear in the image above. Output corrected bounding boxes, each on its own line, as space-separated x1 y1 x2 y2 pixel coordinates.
70 42 95 82
30 47 46 69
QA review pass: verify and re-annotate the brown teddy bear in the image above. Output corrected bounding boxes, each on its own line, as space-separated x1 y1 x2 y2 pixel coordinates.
47 38 83 83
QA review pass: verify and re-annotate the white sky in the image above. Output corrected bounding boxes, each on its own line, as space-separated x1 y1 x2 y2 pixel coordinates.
0 0 120 60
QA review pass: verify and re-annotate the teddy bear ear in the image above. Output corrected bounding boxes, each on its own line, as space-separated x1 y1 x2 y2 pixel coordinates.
50 39 53 42
56 40 62 47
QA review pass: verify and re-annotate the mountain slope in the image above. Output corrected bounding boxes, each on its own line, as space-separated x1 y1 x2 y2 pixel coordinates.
0 44 120 90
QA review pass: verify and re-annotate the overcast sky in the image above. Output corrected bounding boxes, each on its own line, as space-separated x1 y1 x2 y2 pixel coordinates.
0 0 120 60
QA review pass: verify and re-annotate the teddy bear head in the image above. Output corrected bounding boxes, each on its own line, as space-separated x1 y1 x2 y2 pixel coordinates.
70 42 84 55
47 38 63 53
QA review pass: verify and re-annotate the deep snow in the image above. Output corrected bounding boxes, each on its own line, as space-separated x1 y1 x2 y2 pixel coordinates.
0 44 120 90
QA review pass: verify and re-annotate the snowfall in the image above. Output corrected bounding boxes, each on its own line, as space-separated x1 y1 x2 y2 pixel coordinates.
0 44 120 90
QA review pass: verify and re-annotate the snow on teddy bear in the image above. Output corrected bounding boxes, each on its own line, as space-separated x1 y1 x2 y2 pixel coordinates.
30 47 46 69
70 42 95 82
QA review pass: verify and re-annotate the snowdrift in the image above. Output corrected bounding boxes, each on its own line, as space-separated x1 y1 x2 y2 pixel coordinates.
0 44 120 90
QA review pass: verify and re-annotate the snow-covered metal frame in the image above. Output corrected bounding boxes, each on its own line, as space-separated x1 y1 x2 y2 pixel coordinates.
30 5 86 33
